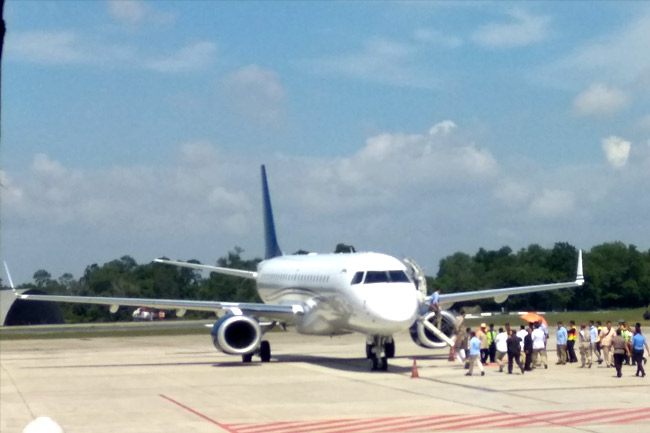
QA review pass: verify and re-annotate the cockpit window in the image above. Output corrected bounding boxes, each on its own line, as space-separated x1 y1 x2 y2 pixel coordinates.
350 271 364 285
353 270 411 285
388 270 410 283
364 271 389 284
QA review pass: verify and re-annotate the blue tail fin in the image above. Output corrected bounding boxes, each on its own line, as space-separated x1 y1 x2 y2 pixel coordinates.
261 165 282 259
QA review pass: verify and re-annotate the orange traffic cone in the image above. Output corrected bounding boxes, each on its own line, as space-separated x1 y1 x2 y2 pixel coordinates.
411 359 420 378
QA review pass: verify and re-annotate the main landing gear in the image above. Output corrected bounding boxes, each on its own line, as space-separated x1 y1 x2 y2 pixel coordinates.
242 340 271 363
365 336 395 371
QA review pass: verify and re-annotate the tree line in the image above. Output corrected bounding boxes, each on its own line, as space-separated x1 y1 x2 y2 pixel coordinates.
5 242 649 322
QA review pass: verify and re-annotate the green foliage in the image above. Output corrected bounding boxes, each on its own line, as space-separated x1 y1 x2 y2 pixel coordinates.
334 243 356 253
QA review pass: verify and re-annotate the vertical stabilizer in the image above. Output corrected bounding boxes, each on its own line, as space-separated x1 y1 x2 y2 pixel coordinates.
261 165 282 259
576 249 584 285
3 261 16 291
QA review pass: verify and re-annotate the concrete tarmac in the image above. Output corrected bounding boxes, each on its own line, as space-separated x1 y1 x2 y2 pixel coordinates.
2 328 650 433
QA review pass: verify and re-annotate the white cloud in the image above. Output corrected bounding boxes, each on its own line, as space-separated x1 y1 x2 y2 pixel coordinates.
6 31 214 73
311 37 438 89
573 83 628 116
637 114 650 132
6 149 253 235
569 10 650 84
146 41 217 73
223 65 286 128
493 178 532 209
31 153 68 180
539 7 650 89
429 120 457 136
528 189 575 219
107 0 175 26
601 136 631 168
287 123 499 217
108 0 147 23
413 28 462 49
472 9 550 49
7 31 97 65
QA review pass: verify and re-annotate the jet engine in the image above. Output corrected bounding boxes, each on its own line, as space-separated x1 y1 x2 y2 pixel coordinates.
409 309 458 349
211 314 262 355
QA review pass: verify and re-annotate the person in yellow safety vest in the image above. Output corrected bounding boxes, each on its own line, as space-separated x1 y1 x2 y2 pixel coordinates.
621 321 633 365
567 320 578 363
487 323 497 363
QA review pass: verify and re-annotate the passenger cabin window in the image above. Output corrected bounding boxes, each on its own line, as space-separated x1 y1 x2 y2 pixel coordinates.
350 271 364 285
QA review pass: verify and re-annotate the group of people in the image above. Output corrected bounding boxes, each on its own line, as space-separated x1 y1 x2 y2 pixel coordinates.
556 319 649 378
450 313 649 378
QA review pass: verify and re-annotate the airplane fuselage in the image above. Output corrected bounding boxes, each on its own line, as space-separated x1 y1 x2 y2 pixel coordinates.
256 252 422 336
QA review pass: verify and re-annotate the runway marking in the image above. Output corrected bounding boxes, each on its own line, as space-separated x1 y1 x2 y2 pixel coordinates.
159 394 238 433
225 407 650 433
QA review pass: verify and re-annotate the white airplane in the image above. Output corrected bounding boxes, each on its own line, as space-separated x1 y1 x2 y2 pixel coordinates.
13 165 584 370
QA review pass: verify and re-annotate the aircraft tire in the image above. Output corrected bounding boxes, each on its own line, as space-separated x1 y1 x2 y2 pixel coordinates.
366 343 373 359
260 341 271 362
380 356 388 371
242 353 253 363
385 341 395 358
370 355 379 371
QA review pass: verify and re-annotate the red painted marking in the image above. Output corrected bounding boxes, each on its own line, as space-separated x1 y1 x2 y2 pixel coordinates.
612 409 650 424
237 418 352 433
498 407 610 428
379 412 511 432
330 415 456 433
285 416 408 433
159 394 238 433
483 410 564 429
234 422 296 433
560 407 650 426
189 406 650 433
432 413 528 431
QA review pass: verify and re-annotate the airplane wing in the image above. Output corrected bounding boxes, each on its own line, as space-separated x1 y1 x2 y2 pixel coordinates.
14 293 304 322
12 258 292 321
153 258 257 279
435 250 584 308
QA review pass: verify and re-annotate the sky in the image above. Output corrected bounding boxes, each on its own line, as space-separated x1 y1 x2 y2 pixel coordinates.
1 1 649 286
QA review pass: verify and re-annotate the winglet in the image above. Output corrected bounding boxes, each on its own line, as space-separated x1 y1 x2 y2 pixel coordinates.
261 165 282 259
575 249 584 286
3 261 16 293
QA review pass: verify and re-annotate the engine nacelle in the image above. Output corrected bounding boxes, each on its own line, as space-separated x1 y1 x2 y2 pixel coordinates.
409 309 458 349
211 315 262 355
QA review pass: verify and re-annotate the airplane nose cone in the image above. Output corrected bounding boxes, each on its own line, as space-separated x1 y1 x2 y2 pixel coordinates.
363 285 419 328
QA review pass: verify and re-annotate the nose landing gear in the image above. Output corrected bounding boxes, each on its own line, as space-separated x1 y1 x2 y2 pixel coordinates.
365 335 394 371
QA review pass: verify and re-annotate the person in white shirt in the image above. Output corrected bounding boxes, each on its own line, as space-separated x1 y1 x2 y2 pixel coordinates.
516 325 528 366
495 328 509 372
532 322 548 369
589 320 602 364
